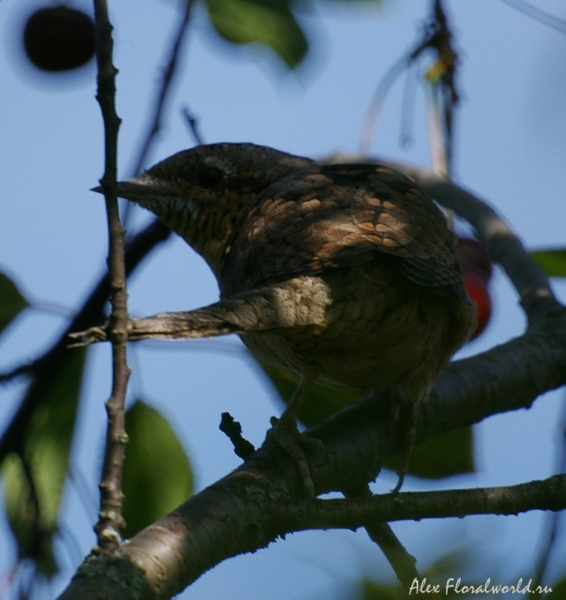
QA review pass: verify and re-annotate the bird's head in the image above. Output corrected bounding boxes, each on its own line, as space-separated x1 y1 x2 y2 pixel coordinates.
111 143 313 273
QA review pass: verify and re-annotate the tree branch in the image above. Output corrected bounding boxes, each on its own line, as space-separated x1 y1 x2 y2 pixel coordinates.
282 475 566 530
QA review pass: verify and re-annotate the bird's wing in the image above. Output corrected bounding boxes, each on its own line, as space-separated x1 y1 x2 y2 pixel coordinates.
69 279 334 345
219 163 465 297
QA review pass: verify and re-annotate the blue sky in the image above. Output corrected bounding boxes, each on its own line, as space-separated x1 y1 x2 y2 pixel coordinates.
1 0 566 598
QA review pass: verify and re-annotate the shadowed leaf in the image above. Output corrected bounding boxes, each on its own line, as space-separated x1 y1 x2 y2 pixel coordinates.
384 426 475 479
0 271 29 334
531 249 566 278
257 361 363 425
205 0 308 68
1 347 87 577
359 550 472 598
122 400 193 538
550 578 566 596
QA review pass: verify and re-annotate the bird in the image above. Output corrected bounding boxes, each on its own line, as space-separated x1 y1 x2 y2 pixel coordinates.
74 142 476 494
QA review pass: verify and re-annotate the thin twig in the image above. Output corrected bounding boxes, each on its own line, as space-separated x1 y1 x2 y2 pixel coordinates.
530 393 566 596
343 484 419 587
360 0 460 167
426 83 449 175
399 66 419 148
180 105 205 145
282 475 566 532
121 1 195 228
424 0 459 176
129 0 195 176
0 362 34 384
219 413 256 460
499 0 566 33
92 0 129 550
359 53 412 155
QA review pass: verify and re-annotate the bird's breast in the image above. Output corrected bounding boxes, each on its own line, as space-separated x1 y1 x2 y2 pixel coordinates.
240 258 474 392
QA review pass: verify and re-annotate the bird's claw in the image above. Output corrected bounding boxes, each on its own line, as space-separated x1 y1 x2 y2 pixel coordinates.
267 416 326 497
391 404 418 493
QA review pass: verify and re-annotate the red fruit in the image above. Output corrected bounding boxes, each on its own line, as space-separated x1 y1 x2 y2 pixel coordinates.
462 263 492 340
457 237 492 283
456 237 493 340
23 6 96 72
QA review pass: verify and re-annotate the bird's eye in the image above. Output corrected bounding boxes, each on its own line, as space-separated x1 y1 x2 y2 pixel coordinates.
198 166 225 187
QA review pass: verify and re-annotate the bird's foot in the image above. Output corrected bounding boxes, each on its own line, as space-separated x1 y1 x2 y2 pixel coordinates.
391 405 418 493
392 451 410 493
267 415 326 497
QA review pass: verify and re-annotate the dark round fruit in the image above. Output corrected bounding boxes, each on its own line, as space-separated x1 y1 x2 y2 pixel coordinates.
23 6 96 72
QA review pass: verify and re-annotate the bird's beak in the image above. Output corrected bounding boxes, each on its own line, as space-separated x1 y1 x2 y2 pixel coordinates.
91 176 177 201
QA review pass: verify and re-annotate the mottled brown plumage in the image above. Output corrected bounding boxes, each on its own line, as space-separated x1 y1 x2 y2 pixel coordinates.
76 142 476 492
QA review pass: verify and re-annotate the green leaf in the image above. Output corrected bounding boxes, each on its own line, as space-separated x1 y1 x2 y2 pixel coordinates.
257 361 364 425
384 426 475 480
2 347 87 577
360 578 405 600
205 0 308 68
531 249 566 277
122 400 193 539
359 551 473 598
550 578 566 596
0 271 29 334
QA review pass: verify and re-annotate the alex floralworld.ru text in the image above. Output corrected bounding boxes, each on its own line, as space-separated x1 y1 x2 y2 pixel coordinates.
409 577 553 595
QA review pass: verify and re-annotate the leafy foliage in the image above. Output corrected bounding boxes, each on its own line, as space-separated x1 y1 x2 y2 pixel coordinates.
122 400 193 538
550 577 566 596
357 551 476 599
2 347 86 577
384 426 475 480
